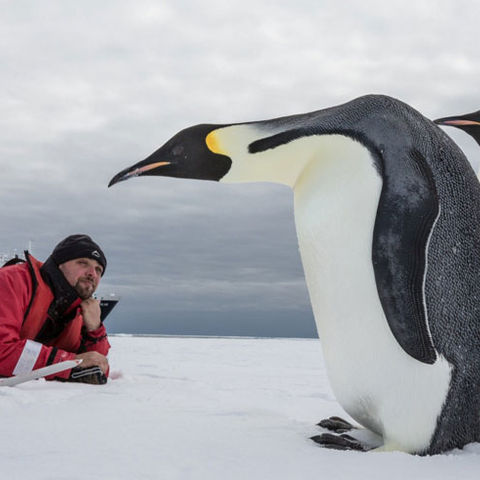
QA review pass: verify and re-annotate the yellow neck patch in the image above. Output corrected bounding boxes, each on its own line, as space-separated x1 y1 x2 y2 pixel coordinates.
206 130 226 155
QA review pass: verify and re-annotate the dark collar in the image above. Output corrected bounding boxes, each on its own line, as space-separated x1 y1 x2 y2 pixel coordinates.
40 256 82 321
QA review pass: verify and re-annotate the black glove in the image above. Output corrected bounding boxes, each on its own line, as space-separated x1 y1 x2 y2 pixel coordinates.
67 365 107 385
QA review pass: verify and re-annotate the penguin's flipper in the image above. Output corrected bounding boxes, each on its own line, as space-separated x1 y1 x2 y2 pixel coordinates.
372 149 439 365
310 433 369 452
317 416 357 433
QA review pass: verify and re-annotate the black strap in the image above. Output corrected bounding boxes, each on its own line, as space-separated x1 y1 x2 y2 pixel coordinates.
46 348 58 366
1 255 25 268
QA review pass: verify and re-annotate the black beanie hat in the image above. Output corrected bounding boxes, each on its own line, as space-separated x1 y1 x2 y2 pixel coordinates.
50 234 107 275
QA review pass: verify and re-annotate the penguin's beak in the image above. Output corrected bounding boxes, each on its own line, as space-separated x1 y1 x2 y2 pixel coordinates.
109 124 233 188
434 117 480 127
108 161 171 187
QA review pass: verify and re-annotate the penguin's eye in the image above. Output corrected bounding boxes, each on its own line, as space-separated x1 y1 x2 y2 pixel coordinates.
172 145 184 156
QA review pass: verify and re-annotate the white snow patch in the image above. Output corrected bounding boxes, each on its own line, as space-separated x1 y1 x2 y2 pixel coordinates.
0 336 479 480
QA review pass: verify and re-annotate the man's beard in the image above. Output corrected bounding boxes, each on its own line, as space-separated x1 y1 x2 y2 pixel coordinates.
74 278 96 300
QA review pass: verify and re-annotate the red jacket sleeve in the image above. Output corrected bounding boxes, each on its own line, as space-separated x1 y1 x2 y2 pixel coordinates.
0 266 76 378
82 324 111 356
76 324 111 378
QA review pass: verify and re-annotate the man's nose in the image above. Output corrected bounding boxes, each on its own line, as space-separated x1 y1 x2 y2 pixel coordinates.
86 266 98 279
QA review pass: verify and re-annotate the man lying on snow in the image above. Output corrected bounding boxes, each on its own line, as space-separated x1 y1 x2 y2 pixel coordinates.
0 234 110 384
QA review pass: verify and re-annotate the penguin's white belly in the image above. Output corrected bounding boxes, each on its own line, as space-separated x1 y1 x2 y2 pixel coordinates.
293 136 452 453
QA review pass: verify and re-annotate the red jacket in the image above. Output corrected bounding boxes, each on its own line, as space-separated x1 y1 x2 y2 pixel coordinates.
0 253 110 379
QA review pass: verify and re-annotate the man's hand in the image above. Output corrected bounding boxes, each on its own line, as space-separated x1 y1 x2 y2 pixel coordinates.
75 351 109 374
81 297 102 331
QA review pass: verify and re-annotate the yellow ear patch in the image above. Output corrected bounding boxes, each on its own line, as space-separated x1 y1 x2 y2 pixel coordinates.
206 130 226 155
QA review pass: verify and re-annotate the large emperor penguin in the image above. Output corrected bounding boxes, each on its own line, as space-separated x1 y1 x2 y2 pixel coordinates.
109 95 480 455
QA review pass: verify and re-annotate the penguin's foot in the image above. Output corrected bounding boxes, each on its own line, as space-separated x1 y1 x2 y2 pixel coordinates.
310 432 369 452
317 416 357 433
313 416 384 451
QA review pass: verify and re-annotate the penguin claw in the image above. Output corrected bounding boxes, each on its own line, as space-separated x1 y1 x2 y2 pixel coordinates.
317 416 357 433
310 432 368 452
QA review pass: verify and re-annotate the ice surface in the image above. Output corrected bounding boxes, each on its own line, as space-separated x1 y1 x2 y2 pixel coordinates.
1 336 479 480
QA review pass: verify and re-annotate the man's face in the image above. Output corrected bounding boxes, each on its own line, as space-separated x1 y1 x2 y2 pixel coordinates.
58 257 103 300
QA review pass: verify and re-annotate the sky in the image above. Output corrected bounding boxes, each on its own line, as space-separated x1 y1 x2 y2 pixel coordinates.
0 0 479 336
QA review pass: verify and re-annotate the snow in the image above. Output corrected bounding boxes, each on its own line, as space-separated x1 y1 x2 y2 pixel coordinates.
1 336 479 480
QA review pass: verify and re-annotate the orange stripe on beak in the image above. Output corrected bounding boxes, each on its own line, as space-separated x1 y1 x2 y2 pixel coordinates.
124 161 171 179
440 119 480 126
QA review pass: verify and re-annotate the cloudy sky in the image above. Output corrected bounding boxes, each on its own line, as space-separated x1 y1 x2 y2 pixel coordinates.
1 0 479 337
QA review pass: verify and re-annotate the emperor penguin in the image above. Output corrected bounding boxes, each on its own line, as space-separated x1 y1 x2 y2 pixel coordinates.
435 111 480 176
435 109 480 147
109 95 480 455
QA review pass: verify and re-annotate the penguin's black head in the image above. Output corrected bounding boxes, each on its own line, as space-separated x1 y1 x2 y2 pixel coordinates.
434 110 480 146
108 124 232 187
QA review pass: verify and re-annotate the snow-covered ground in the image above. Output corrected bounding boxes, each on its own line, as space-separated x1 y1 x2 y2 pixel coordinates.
1 336 479 480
